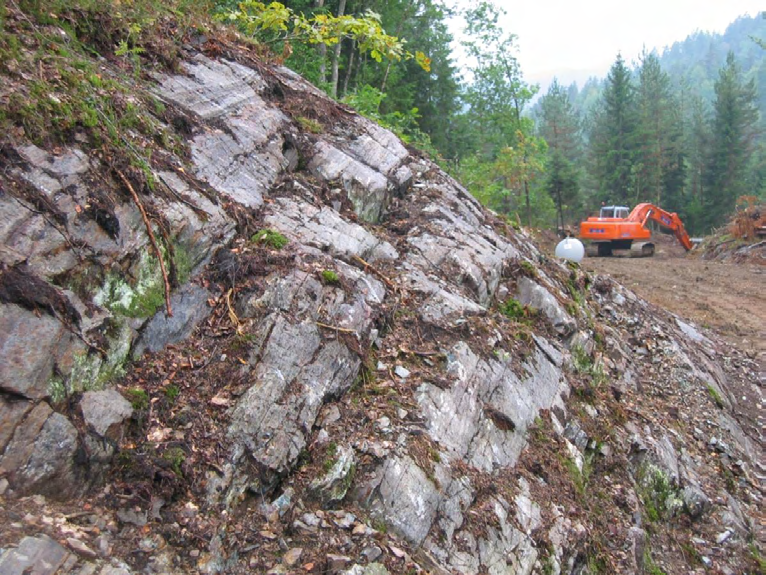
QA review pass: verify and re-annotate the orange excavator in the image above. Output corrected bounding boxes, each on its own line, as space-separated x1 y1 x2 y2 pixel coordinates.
579 203 693 257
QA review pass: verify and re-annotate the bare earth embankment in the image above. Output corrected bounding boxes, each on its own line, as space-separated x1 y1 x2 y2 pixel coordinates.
582 236 764 449
582 239 765 364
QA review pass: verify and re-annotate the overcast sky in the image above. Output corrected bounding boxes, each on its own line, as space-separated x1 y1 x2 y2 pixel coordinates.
449 0 764 89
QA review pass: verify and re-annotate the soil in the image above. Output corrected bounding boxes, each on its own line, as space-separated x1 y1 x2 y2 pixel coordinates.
577 235 764 359
579 233 764 448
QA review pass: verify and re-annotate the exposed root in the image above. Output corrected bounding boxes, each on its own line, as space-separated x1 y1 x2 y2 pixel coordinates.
115 169 173 317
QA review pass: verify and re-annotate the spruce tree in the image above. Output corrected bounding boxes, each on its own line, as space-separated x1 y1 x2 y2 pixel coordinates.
705 51 759 229
538 79 582 227
635 50 685 209
591 54 638 204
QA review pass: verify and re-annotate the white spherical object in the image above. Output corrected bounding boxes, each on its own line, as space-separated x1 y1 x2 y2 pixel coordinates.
555 238 585 263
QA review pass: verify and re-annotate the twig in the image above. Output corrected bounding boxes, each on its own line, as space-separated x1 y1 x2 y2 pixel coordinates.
115 169 173 317
352 255 396 290
226 288 243 334
316 321 357 334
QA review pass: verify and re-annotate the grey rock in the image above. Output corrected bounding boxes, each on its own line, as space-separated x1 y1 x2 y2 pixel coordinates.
716 530 732 544
0 397 33 453
310 445 356 504
675 318 711 344
300 513 321 528
157 56 289 209
0 304 69 399
514 489 542 534
375 416 391 431
369 456 440 546
681 485 710 519
0 534 71 575
404 267 485 324
343 564 389 575
264 198 398 262
155 171 236 267
80 389 133 439
362 546 383 562
568 330 595 355
21 413 79 492
517 277 575 335
0 403 79 497
563 421 590 453
416 341 565 472
407 222 515 308
226 314 362 496
67 537 98 558
269 488 293 518
74 563 99 575
394 365 411 379
117 508 148 527
626 527 647 573
320 404 342 427
331 511 357 530
132 284 212 357
458 497 538 575
309 141 391 223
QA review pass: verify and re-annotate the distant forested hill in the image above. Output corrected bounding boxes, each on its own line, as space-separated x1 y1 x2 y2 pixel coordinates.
659 14 766 112
565 13 766 118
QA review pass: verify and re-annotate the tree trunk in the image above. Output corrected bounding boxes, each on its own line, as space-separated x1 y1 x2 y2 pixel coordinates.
330 0 347 98
524 179 531 227
315 0 326 85
342 41 356 97
380 4 413 93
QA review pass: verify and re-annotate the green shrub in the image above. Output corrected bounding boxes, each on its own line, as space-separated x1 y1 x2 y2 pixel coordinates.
500 298 526 319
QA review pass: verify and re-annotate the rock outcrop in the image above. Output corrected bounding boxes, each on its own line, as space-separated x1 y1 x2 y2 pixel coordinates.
0 30 762 575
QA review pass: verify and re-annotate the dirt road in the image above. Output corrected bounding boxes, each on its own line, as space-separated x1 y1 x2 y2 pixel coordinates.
581 239 765 365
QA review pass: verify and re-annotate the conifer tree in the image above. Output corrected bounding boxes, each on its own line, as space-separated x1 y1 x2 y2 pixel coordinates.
705 52 759 229
635 50 685 209
538 79 582 228
590 54 638 204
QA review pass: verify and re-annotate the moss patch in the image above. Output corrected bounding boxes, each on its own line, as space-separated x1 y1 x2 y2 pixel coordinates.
251 229 289 250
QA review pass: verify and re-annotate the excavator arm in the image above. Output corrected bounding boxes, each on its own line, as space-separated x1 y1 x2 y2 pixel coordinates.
628 203 693 251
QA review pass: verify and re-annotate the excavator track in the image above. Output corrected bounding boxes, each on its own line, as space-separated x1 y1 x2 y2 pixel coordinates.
630 241 655 257
585 241 655 257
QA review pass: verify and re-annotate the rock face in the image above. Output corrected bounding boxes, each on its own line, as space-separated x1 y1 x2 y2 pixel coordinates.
0 44 762 575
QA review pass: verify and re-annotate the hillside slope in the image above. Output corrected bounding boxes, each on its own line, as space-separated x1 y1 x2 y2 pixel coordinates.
0 4 762 575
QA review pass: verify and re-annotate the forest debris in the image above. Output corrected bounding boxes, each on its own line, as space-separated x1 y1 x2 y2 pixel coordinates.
352 255 396 290
316 322 357 334
0 264 81 327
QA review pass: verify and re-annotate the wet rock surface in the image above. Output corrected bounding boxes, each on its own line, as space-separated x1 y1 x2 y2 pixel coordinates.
0 39 762 575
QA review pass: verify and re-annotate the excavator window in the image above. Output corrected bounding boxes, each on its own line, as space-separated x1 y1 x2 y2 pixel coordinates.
599 206 629 219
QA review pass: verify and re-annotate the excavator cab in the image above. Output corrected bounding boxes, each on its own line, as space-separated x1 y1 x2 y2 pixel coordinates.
598 206 630 219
